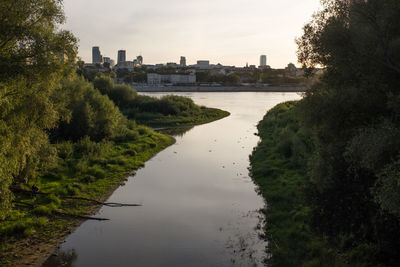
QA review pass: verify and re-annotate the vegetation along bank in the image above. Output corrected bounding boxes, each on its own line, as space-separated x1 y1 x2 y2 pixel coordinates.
0 1 229 265
251 0 400 266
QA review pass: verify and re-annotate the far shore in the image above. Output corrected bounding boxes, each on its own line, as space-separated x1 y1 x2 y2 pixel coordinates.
132 85 307 93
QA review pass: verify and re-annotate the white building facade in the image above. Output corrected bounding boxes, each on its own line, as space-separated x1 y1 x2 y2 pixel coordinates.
147 73 196 85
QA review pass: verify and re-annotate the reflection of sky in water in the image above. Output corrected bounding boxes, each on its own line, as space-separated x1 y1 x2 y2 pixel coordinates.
43 92 302 267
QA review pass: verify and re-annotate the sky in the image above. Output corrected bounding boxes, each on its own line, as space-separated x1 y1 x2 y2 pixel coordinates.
62 0 322 68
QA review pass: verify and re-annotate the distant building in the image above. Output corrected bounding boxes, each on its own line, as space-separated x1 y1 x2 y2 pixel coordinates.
180 56 186 67
285 63 297 76
117 50 126 64
92 46 103 64
196 60 210 69
285 63 305 77
166 62 178 68
210 68 227 75
147 73 161 84
259 55 267 68
147 73 196 85
114 61 134 71
103 57 115 67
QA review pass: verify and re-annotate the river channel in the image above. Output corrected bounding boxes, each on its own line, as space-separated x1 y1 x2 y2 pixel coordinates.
43 92 302 267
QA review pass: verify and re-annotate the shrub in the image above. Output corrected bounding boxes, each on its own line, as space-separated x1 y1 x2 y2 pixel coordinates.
56 141 74 159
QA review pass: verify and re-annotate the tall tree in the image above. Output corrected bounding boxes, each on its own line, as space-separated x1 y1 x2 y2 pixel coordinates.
0 0 77 218
297 0 400 264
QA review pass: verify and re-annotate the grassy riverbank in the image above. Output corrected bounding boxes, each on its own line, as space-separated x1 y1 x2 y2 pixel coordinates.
249 101 343 266
91 75 230 128
0 127 174 266
0 72 230 266
135 107 230 128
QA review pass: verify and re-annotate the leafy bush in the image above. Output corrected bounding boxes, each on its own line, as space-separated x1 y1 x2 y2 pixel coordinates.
52 76 128 142
56 141 74 160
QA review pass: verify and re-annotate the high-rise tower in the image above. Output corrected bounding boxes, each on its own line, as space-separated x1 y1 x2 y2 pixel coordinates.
92 46 103 64
260 55 267 68
118 50 126 64
180 56 186 67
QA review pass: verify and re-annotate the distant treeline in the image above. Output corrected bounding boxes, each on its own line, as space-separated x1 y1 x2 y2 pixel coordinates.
251 0 400 266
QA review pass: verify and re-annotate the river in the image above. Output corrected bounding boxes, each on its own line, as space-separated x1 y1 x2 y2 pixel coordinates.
43 92 302 267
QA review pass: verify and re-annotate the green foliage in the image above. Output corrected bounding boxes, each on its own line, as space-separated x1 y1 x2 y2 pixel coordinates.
373 159 400 218
1 130 174 265
0 1 230 263
52 76 128 142
250 101 340 266
107 84 137 108
56 141 74 160
295 0 400 265
126 95 229 127
0 0 77 219
93 75 114 95
90 74 229 127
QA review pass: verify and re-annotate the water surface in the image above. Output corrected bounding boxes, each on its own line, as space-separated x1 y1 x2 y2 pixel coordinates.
44 92 302 267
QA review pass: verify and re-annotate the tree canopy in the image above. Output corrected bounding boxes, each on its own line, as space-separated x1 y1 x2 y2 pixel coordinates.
296 0 400 264
0 0 77 219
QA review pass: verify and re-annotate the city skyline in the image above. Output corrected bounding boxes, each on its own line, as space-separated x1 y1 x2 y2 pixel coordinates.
63 0 322 68
91 45 273 68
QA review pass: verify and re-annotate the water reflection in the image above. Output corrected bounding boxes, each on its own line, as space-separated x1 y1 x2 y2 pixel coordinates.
43 92 302 267
43 249 78 267
157 126 194 137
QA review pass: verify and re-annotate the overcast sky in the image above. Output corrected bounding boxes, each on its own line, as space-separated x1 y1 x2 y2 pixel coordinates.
63 0 322 68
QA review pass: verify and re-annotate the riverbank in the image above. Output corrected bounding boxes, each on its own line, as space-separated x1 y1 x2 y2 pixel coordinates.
133 85 307 92
43 92 301 266
0 128 174 267
249 101 343 266
137 107 230 128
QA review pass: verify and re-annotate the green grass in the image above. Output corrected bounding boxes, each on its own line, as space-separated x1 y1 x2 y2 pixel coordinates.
134 107 230 128
0 128 174 266
249 101 345 267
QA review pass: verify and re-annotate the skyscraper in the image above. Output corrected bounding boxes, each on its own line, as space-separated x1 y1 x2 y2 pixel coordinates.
180 56 186 67
92 46 103 64
260 55 267 68
118 50 126 64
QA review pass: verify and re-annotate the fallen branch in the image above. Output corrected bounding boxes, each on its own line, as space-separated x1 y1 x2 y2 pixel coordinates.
52 210 110 221
11 187 142 207
61 196 142 207
11 200 110 221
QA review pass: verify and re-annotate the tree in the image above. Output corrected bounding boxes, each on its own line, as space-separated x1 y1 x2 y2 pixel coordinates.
93 75 114 94
52 75 129 142
0 0 77 218
297 0 400 264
